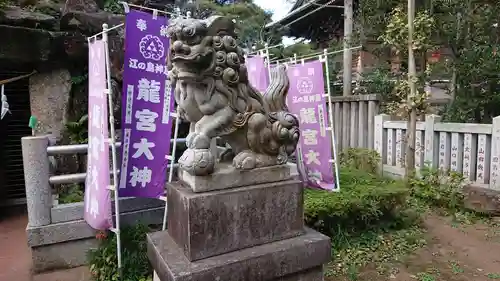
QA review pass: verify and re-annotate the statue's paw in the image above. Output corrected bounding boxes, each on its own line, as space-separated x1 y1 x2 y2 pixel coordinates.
186 132 211 149
179 148 215 176
233 150 257 170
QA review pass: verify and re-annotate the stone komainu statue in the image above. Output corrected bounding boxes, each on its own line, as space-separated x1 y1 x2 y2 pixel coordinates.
167 16 300 176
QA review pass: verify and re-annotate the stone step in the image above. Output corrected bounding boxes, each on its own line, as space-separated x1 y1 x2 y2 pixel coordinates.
147 227 331 281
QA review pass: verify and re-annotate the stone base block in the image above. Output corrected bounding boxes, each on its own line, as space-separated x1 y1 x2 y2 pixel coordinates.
147 227 331 281
31 238 98 273
167 179 304 261
29 205 164 273
179 163 298 193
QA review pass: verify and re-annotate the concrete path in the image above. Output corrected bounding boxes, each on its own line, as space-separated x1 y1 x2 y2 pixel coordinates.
0 206 91 281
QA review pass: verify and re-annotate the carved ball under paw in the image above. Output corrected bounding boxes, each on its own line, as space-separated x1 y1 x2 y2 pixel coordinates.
233 151 257 170
179 148 215 176
186 132 211 149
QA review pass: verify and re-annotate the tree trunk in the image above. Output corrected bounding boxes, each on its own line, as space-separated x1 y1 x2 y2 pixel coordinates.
405 0 417 180
343 0 353 96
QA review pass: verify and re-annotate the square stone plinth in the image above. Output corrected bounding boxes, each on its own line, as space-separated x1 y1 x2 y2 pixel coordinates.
178 163 298 193
167 179 304 261
147 227 331 281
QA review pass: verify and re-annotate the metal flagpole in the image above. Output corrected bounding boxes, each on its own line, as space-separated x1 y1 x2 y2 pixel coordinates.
162 107 180 231
102 23 123 273
161 8 184 232
320 48 340 191
264 43 272 81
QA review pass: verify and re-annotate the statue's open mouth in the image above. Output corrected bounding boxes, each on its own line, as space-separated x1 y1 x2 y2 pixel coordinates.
170 50 214 81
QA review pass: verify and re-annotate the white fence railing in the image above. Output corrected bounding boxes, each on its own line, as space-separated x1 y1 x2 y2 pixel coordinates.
374 114 500 190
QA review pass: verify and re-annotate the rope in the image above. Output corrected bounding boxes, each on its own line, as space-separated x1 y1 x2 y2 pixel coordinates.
0 70 37 86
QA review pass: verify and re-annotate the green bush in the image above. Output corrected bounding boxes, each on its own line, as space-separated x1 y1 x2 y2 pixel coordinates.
304 167 414 238
340 148 381 173
58 183 84 204
409 166 465 211
87 224 153 281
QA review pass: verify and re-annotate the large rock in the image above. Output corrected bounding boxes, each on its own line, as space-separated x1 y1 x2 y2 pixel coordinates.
60 10 123 35
0 24 86 67
463 184 500 215
0 6 58 30
29 69 72 141
62 0 100 14
60 11 125 79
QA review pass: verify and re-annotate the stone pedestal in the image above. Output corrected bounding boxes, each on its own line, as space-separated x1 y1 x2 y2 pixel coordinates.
147 164 331 281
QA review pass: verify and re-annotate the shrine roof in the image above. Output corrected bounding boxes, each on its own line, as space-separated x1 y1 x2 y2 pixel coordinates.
265 0 351 43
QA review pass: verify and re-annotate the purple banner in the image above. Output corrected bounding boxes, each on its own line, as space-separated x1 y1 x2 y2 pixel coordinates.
286 60 337 191
118 10 175 199
84 39 113 230
246 55 269 93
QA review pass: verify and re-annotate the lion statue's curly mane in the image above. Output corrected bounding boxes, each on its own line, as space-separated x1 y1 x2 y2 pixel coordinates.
166 15 300 176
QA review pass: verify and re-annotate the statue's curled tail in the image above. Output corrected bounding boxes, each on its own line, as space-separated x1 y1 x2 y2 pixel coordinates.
244 65 300 163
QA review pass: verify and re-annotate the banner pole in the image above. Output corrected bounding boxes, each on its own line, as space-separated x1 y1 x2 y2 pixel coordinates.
322 49 341 190
264 43 272 81
102 23 123 273
162 107 180 231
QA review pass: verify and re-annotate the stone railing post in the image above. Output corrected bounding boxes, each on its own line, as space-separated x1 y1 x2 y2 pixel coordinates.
424 114 442 169
367 99 379 149
22 136 52 227
490 116 500 189
374 114 390 173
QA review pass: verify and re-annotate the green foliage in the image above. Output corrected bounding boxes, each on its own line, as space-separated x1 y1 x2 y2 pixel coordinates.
359 67 425 116
304 167 413 238
88 224 153 281
360 67 395 95
357 0 402 40
340 148 381 174
71 74 88 85
58 184 84 204
273 42 318 60
0 0 13 9
65 114 88 144
443 44 500 123
379 6 435 53
304 148 496 278
104 0 124 14
360 0 500 123
326 226 426 278
375 4 435 119
196 0 283 49
409 166 465 211
303 159 425 278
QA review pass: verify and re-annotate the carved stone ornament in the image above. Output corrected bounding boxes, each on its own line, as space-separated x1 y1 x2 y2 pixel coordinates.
166 16 300 176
